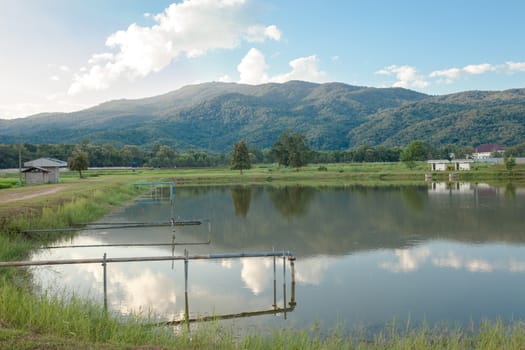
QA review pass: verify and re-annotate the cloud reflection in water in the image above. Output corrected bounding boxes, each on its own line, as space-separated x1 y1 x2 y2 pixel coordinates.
380 242 525 274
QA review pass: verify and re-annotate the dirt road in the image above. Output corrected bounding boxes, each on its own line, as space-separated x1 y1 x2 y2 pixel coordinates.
0 185 70 204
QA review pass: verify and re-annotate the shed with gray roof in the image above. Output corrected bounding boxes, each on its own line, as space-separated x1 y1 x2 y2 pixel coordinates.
22 157 67 185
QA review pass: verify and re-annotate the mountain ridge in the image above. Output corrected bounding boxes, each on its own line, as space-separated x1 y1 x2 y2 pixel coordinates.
1 81 524 151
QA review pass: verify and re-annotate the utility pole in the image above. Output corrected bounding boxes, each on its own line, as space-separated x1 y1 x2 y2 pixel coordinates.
18 143 22 186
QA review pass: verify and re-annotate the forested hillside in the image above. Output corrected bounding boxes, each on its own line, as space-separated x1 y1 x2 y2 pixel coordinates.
1 81 524 152
347 89 525 148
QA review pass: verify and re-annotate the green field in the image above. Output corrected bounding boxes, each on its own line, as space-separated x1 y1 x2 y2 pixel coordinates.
1 162 525 349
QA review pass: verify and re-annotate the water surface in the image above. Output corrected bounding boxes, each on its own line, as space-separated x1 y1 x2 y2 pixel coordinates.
31 182 525 333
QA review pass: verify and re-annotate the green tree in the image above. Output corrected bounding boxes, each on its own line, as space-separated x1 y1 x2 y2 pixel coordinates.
506 143 525 157
150 145 177 168
504 153 516 172
121 145 145 167
68 150 89 178
271 132 310 168
400 140 430 169
230 141 251 174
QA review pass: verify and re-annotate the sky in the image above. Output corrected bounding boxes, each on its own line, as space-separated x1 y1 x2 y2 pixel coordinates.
1 0 524 119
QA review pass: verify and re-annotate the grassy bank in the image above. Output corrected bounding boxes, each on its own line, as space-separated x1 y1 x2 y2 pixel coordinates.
1 163 525 348
0 176 142 278
2 161 525 188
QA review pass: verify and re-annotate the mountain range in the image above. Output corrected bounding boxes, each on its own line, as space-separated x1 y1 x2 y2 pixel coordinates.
1 81 524 152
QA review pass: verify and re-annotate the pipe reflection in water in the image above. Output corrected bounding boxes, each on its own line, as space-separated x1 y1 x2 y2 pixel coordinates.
165 254 297 327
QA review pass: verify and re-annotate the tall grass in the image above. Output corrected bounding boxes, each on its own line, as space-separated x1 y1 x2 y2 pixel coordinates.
0 278 181 347
236 320 525 349
0 178 142 287
1 182 139 234
0 178 19 189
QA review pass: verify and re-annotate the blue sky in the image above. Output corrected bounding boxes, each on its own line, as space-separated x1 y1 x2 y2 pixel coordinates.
1 0 524 119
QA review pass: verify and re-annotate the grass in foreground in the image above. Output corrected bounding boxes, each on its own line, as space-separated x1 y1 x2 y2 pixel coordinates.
2 314 525 349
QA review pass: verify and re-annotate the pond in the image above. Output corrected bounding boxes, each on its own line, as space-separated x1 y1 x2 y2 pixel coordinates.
30 182 525 334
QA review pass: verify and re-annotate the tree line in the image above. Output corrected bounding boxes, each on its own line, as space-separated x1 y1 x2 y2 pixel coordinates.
2 138 524 170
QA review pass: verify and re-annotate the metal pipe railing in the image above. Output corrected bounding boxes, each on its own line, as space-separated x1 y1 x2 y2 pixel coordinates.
20 220 205 234
0 250 294 267
41 240 211 249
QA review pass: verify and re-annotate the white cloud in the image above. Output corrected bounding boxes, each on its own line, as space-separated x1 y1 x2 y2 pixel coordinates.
509 260 525 272
463 63 494 75
271 55 328 83
240 258 272 295
375 65 429 89
87 53 114 65
0 103 46 119
237 49 328 85
217 74 233 82
245 24 281 42
429 63 496 82
505 61 525 72
69 65 113 94
429 67 462 80
381 60 525 88
376 61 525 89
428 62 523 83
264 25 281 41
382 248 504 274
431 251 525 273
294 257 336 285
238 48 269 84
50 75 60 81
68 0 281 95
221 259 233 268
432 252 463 269
380 248 431 273
0 98 88 119
466 259 493 272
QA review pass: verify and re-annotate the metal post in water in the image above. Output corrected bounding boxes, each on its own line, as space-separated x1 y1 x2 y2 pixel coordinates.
184 249 188 292
102 253 108 312
282 252 287 320
272 248 277 309
184 290 190 333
